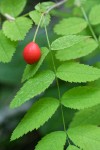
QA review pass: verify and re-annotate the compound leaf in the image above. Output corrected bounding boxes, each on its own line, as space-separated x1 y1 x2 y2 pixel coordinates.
70 104 100 127
10 70 55 108
54 17 87 35
35 2 55 13
29 10 50 27
3 17 32 41
68 125 100 150
35 131 66 150
61 86 100 109
11 97 59 141
51 35 87 50
89 5 100 25
56 62 100 83
0 0 27 17
0 31 17 63
56 38 98 61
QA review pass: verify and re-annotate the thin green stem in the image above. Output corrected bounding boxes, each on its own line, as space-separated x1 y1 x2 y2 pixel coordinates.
32 0 68 42
45 26 70 144
80 6 99 44
33 13 44 42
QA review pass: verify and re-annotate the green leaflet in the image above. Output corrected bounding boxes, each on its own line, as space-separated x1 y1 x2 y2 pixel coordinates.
89 5 100 25
56 62 100 83
0 31 17 63
35 2 55 13
22 47 49 82
70 104 100 127
67 145 80 150
61 86 100 110
35 131 66 150
68 125 100 150
10 70 55 108
51 35 87 50
54 17 87 35
29 10 50 27
56 38 98 61
11 97 59 141
0 0 27 17
3 17 33 41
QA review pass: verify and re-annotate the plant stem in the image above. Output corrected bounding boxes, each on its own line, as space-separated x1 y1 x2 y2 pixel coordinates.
33 0 68 42
45 26 70 144
33 13 44 42
80 6 99 44
45 0 68 14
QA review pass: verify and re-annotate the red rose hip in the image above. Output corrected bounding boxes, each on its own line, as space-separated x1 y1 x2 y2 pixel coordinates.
23 42 41 64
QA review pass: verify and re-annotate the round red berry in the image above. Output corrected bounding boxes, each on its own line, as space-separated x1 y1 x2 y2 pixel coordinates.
23 42 41 64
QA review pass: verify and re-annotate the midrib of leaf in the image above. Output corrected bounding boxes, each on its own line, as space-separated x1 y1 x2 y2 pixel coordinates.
0 40 9 60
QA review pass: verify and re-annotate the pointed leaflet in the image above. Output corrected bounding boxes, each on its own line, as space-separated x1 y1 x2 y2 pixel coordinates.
56 38 98 61
35 131 66 150
67 145 80 150
3 17 32 41
70 104 100 127
29 10 50 27
51 35 87 50
11 97 59 141
89 5 100 25
0 0 27 17
22 47 49 82
61 86 100 110
56 62 100 83
10 70 55 108
68 125 100 150
0 31 17 63
54 17 87 35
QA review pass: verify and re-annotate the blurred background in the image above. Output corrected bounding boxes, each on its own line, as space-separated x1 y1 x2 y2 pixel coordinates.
0 0 100 149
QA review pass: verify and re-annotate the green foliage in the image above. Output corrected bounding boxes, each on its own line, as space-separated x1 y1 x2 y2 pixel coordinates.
3 17 33 41
35 131 66 150
89 5 100 25
0 0 27 17
0 31 17 63
10 70 55 108
35 2 55 13
1 0 100 149
22 47 49 82
29 10 50 27
11 97 59 141
68 125 100 150
67 145 80 150
61 86 100 109
51 35 87 50
56 62 100 83
54 17 87 35
70 104 100 127
55 38 98 61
